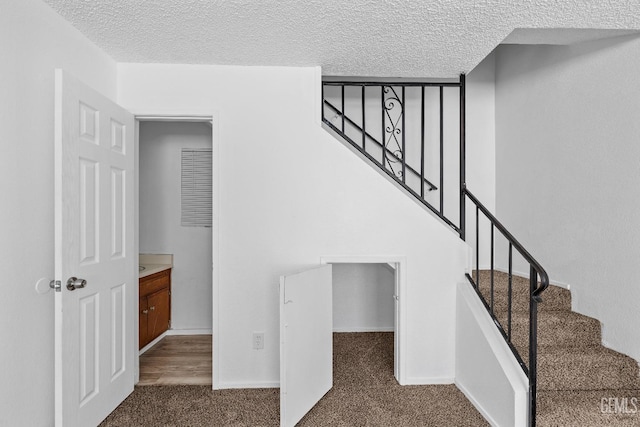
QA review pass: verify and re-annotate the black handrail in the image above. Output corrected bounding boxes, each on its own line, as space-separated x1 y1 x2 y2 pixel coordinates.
463 186 549 298
323 99 438 191
463 185 548 427
323 81 462 87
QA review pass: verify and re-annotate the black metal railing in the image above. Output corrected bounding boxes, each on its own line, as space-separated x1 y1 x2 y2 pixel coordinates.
463 186 549 427
321 75 548 426
322 79 464 233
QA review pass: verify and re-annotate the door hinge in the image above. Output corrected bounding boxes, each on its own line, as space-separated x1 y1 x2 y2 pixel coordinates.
49 280 62 292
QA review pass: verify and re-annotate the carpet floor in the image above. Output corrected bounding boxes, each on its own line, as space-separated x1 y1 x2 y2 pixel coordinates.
101 333 488 426
475 270 640 426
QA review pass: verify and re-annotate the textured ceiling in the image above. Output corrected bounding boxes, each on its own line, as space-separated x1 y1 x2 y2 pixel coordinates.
42 0 640 77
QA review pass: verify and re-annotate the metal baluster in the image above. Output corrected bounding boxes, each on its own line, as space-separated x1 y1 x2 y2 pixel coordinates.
321 83 325 122
381 86 386 170
361 85 366 151
440 86 444 214
341 85 345 133
459 75 466 240
476 205 479 289
508 243 513 341
420 86 425 199
491 224 494 314
401 86 406 183
529 266 539 427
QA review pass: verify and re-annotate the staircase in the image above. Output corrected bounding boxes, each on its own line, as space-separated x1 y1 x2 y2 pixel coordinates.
476 270 640 426
321 76 640 426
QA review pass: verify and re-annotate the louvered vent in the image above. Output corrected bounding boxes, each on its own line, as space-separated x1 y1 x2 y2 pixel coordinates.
181 148 212 227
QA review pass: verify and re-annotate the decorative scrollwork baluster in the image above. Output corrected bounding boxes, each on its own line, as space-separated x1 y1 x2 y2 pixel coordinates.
382 86 404 178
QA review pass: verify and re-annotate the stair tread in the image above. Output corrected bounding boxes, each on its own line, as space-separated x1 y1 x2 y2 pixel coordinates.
538 390 640 427
472 270 572 312
538 346 640 391
506 310 602 349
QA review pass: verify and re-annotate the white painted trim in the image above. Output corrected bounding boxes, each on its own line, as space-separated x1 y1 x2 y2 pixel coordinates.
137 331 213 356
321 255 406 264
165 329 213 336
138 332 168 356
133 110 221 390
135 115 212 122
134 119 140 384
217 381 280 389
455 380 500 427
459 282 528 387
333 327 394 333
320 255 407 385
403 376 455 385
130 109 216 119
456 281 529 427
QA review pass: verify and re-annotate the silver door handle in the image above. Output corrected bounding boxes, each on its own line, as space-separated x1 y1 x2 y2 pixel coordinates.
66 277 87 291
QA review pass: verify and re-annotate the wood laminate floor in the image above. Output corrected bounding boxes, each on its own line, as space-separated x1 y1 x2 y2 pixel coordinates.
138 335 212 386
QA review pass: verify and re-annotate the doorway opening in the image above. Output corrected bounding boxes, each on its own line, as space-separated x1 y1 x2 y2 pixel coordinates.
321 257 405 385
332 262 397 387
136 119 214 385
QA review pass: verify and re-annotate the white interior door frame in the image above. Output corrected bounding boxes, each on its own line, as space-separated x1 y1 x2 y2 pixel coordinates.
319 255 407 385
131 110 220 389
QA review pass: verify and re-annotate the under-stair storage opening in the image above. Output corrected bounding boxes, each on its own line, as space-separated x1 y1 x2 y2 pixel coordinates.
330 262 400 383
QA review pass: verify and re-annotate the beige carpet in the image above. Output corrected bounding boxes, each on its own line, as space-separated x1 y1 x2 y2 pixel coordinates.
475 270 640 426
101 333 487 426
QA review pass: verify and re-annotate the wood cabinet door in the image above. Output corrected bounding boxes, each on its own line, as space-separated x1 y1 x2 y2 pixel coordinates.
139 297 149 350
147 289 170 343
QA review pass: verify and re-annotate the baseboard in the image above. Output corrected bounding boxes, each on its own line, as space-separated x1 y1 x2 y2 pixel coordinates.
217 381 280 389
333 327 394 333
139 332 167 355
165 328 213 336
455 379 499 427
402 376 454 385
138 329 212 355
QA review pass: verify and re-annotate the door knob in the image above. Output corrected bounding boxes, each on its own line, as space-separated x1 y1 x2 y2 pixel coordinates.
66 277 87 291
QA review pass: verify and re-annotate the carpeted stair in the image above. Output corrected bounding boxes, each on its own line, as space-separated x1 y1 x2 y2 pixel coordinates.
475 270 640 426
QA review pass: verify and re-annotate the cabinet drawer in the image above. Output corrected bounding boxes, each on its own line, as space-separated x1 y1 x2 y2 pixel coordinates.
139 269 171 297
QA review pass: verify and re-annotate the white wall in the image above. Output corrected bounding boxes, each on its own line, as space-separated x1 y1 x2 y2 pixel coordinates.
456 282 528 427
118 64 469 387
466 52 497 270
332 263 394 332
139 121 213 330
0 1 117 425
494 35 640 362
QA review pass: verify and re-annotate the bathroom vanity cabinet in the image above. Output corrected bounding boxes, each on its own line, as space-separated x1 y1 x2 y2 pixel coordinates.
139 269 171 349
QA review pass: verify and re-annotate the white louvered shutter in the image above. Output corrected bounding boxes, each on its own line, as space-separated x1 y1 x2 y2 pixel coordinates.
181 148 212 227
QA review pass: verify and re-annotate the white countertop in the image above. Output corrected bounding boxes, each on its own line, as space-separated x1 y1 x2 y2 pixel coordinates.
139 254 173 279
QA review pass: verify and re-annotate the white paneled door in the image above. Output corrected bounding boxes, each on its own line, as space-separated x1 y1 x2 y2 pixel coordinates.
279 265 333 427
54 70 135 427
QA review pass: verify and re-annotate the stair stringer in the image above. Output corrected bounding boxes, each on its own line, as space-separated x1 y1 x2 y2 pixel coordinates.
456 280 529 427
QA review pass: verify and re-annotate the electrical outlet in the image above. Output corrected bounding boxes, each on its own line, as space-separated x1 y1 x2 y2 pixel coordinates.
252 332 264 350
